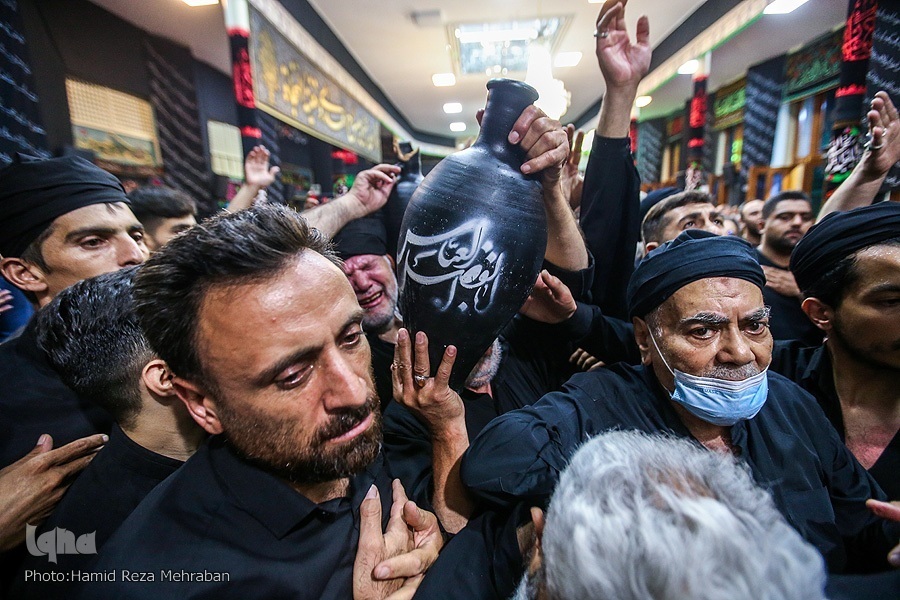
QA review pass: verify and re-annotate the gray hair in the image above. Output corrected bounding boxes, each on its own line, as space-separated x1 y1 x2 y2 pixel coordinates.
520 430 826 600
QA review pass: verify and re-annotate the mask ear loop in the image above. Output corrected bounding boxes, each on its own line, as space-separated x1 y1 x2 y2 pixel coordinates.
647 330 675 377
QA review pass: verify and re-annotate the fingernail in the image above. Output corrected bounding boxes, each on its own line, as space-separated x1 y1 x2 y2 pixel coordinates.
37 434 49 446
508 131 520 144
447 345 457 356
101 434 109 443
365 484 378 499
521 164 532 174
416 331 425 343
890 552 900 567
374 566 390 579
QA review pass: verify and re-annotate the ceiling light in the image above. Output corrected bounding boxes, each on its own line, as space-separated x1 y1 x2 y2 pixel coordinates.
443 102 462 114
763 0 811 14
432 73 456 87
677 59 699 75
554 52 583 68
450 122 467 132
635 95 652 108
182 0 218 6
526 40 570 120
457 28 538 44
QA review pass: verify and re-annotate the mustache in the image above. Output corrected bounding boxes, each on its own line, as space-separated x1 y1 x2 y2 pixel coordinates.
701 363 761 381
315 395 379 442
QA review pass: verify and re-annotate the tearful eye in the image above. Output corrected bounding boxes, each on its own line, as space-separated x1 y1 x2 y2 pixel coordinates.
277 365 312 390
746 321 768 334
342 330 363 347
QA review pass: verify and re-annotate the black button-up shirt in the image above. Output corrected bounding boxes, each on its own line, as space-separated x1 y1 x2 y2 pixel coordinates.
76 437 404 599
461 364 898 574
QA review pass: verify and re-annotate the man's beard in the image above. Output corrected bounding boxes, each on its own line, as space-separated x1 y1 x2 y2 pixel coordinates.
831 315 900 371
217 388 383 486
362 291 398 334
465 339 503 389
768 231 802 254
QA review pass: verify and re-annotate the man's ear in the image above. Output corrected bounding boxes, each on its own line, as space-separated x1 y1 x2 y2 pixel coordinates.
141 359 177 398
0 257 48 296
632 316 653 366
801 297 833 333
170 375 224 435
528 507 545 576
643 241 659 254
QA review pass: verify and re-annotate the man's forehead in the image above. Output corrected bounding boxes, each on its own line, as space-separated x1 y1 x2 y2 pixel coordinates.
343 253 389 270
660 277 764 316
770 199 812 217
51 201 138 230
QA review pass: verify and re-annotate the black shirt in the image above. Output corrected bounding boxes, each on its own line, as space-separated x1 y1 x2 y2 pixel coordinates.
0 319 112 469
75 437 409 599
755 249 822 346
12 424 183 598
579 135 641 319
772 341 900 499
461 364 898 574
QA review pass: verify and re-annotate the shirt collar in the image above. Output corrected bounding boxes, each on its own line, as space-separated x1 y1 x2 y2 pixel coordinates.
208 436 381 539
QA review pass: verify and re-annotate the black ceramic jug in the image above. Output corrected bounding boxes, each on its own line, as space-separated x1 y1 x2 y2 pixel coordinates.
397 78 547 391
384 141 424 258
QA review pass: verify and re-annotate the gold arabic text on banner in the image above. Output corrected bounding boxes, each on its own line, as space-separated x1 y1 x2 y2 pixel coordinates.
249 7 381 162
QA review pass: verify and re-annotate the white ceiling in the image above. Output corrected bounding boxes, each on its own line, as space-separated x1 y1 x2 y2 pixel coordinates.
88 0 847 142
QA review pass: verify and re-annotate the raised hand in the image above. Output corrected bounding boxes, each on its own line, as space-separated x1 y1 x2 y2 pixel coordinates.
560 125 586 211
345 164 401 216
595 0 651 92
862 91 900 178
519 270 577 324
507 106 569 186
391 328 465 435
244 145 280 189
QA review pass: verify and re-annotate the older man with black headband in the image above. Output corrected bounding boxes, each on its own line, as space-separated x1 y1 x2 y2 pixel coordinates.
0 155 148 468
461 230 899 575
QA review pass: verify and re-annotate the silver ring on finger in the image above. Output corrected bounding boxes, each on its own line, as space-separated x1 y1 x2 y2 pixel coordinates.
413 374 428 389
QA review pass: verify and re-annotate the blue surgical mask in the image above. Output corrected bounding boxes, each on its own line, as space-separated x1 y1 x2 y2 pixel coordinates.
649 332 769 426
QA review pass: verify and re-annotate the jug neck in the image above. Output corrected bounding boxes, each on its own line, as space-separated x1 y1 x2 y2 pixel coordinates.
474 79 540 166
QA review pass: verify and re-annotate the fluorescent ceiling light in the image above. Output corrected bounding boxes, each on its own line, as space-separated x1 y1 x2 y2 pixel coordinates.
555 52 582 68
432 73 456 87
677 59 699 75
182 0 218 6
635 95 652 108
443 103 462 114
450 122 467 132
764 0 811 14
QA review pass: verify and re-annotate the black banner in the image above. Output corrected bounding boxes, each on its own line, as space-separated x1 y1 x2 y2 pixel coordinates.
0 0 48 164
